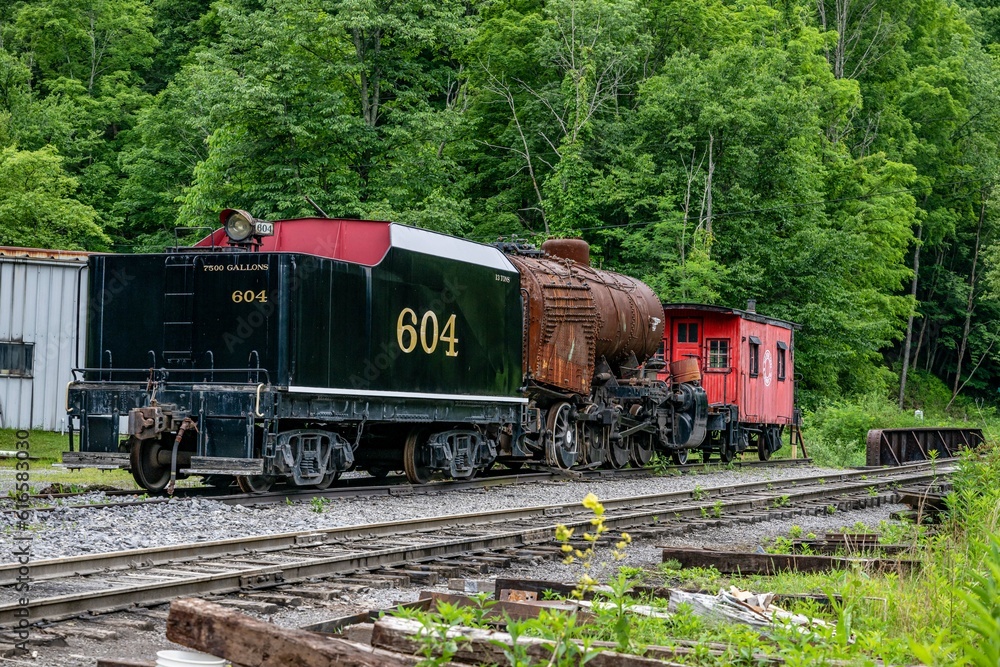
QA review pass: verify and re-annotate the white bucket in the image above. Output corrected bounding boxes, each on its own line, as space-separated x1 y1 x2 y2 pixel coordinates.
155 650 226 667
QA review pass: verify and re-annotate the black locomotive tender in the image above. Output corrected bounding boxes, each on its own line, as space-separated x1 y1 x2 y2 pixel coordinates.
66 210 736 493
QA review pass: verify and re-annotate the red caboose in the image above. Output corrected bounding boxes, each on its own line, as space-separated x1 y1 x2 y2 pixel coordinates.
656 302 800 462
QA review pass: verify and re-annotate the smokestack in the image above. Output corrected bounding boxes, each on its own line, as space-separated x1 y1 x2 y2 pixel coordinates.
541 238 590 266
746 299 756 313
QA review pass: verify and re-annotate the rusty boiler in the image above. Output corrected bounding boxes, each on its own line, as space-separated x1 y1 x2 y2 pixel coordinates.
507 239 664 394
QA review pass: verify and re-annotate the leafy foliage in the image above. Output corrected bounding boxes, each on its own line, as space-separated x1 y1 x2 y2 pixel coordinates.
2 0 1000 403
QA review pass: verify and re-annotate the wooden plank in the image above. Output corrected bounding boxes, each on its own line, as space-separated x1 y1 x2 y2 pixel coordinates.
166 598 423 667
661 547 919 574
417 591 593 622
494 577 593 600
371 615 685 666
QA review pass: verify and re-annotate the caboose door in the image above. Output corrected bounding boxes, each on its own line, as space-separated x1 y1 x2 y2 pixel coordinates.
671 319 703 367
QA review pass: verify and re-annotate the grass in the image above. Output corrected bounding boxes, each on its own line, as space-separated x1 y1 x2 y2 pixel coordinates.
0 429 181 492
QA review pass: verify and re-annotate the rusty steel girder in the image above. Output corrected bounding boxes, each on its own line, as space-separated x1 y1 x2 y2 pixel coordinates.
865 427 985 466
509 247 663 395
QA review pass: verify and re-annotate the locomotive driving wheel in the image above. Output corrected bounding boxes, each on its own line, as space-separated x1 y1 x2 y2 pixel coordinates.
629 433 654 468
237 474 275 493
130 436 171 493
545 402 578 469
606 436 630 469
403 429 433 484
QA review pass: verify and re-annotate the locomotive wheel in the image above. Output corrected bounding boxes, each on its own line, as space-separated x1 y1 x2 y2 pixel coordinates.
718 444 735 464
588 433 608 467
403 429 433 484
629 434 653 468
606 437 630 469
670 449 689 465
130 437 171 493
368 466 390 479
237 475 276 493
313 471 341 490
546 402 578 469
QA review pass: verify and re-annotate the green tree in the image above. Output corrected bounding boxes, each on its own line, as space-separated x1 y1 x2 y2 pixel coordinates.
0 145 108 249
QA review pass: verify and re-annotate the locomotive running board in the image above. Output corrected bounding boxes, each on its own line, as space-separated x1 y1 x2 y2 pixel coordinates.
181 456 264 476
59 451 130 470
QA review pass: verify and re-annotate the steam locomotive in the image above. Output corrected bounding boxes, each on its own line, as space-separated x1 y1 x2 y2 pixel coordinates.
63 210 779 493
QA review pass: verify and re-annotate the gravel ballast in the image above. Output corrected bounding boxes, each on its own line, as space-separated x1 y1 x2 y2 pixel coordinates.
7 472 915 667
1 465 851 562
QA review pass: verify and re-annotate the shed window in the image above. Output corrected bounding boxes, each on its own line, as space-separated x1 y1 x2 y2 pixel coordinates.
677 323 699 343
708 339 729 369
748 336 760 377
777 342 787 381
0 342 33 378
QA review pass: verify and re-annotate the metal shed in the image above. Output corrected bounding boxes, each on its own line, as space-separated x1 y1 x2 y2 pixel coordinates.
0 247 89 431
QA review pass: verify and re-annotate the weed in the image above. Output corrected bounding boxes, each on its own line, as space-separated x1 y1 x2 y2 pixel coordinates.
692 485 705 501
772 494 790 508
826 504 837 514
789 525 803 538
767 536 794 555
712 500 724 518
867 486 879 497
310 497 330 513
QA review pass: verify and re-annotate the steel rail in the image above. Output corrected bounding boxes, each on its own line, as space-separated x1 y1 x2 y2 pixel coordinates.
5 457 814 514
0 459 948 626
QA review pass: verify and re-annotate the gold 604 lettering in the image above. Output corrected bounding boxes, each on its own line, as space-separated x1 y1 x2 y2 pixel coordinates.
232 290 268 303
396 308 458 357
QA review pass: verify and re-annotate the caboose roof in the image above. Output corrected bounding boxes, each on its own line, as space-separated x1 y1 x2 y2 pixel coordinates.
196 217 515 271
662 303 801 330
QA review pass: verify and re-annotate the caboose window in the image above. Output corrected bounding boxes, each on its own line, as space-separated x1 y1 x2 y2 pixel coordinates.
676 323 699 343
777 341 787 380
748 337 760 377
708 340 729 369
0 342 33 378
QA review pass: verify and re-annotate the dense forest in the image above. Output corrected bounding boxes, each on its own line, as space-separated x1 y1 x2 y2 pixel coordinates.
1 0 999 409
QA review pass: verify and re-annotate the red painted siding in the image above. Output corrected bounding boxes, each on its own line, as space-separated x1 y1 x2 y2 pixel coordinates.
658 305 796 426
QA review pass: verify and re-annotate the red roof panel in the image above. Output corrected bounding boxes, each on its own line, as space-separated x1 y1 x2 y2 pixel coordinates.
196 218 392 266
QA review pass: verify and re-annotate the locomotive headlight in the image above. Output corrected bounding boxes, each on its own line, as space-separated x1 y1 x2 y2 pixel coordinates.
223 209 255 242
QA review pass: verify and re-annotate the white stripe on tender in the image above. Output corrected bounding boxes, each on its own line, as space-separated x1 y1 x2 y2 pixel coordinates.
390 225 517 272
287 385 528 404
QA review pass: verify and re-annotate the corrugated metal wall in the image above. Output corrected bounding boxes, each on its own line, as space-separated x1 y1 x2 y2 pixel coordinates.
0 257 87 431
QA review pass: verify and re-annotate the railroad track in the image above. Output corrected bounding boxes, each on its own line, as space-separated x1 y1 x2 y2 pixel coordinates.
5 457 813 514
0 459 950 627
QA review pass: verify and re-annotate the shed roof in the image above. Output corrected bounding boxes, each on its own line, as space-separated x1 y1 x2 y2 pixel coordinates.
0 246 90 263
